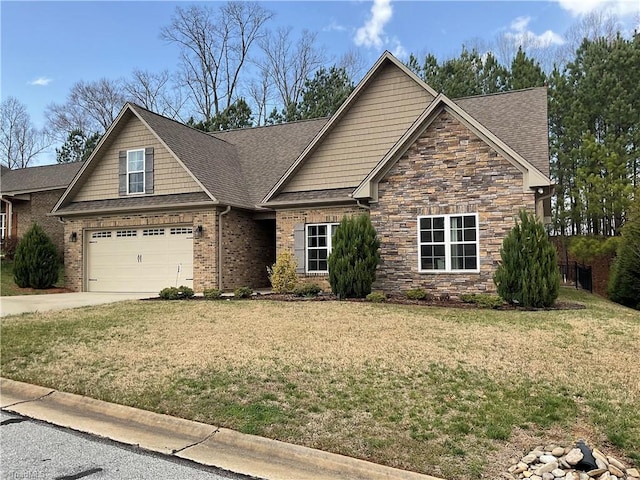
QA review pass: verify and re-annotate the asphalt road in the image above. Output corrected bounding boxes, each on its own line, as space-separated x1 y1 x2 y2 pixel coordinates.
0 411 252 480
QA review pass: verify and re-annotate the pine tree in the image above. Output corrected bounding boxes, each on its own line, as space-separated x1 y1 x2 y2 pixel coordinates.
328 214 380 298
13 223 60 289
509 47 546 90
493 211 560 308
56 129 100 163
608 194 640 309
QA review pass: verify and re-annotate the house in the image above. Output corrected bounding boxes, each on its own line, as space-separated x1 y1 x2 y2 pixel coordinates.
1 162 83 253
51 52 552 294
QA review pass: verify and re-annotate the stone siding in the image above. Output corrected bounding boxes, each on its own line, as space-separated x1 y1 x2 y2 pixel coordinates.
221 209 275 290
63 209 217 292
371 110 535 295
276 206 367 290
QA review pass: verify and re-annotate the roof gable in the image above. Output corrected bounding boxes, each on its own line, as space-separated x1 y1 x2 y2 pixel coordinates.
353 93 552 200
262 51 437 203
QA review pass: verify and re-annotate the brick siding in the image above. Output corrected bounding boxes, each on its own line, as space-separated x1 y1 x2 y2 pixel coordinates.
11 189 66 255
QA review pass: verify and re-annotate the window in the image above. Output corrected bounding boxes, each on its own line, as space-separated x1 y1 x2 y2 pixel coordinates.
92 231 112 239
418 214 479 272
143 228 165 236
127 149 145 194
116 230 137 237
306 223 339 273
0 213 6 241
170 227 193 235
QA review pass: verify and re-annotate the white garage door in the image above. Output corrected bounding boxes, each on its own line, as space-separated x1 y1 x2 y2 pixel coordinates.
87 226 194 293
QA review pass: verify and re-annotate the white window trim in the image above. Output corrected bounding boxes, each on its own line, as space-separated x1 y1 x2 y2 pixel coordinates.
126 149 145 195
417 213 480 273
0 212 6 240
306 223 339 274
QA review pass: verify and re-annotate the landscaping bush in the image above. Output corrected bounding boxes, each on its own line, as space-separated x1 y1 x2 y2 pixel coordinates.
267 251 298 293
293 283 322 297
406 288 431 300
1 236 19 260
460 293 503 309
328 214 380 298
159 285 194 300
234 286 253 298
608 197 640 310
493 210 560 308
13 224 60 289
203 288 223 299
366 291 386 303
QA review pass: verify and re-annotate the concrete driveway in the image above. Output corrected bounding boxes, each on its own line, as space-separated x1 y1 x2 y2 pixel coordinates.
0 292 153 317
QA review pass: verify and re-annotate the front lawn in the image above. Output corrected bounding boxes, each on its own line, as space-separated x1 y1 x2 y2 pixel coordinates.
0 259 66 296
1 288 638 479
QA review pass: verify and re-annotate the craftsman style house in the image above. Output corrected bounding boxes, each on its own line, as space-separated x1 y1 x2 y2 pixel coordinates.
51 52 552 294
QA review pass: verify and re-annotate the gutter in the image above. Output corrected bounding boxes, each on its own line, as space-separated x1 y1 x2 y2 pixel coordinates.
218 206 231 290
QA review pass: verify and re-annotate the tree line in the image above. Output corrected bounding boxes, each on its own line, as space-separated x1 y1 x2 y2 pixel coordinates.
1 4 637 238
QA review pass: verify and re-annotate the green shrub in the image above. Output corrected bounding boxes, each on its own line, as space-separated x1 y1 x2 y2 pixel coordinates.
493 210 560 308
159 285 194 300
293 283 322 297
203 288 223 299
13 224 60 289
406 288 429 300
460 293 503 309
569 236 619 263
608 197 640 310
234 286 253 298
366 291 386 303
267 251 298 293
328 214 380 298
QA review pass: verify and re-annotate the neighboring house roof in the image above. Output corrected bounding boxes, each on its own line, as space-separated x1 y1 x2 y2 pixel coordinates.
1 162 83 195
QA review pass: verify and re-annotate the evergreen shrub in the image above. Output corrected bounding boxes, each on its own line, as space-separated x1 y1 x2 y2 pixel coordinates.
493 210 560 308
293 283 322 297
203 288 223 299
608 198 640 310
13 224 60 289
234 286 253 298
328 214 380 298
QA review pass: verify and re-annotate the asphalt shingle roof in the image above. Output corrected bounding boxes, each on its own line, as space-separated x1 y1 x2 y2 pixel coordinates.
1 162 83 195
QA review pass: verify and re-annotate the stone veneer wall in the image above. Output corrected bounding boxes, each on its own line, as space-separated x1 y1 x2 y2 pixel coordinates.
221 209 275 290
63 209 217 292
371 111 536 295
276 206 367 290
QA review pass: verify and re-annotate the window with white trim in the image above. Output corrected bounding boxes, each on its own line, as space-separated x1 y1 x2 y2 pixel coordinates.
306 223 339 273
127 149 145 194
0 213 6 240
418 213 479 272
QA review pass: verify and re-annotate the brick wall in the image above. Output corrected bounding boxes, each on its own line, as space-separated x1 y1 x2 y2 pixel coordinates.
276 206 367 290
63 209 217 292
12 189 66 255
221 209 275 290
371 111 535 295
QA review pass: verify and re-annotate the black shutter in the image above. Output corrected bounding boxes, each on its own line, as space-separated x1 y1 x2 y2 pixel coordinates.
144 147 154 194
118 151 127 196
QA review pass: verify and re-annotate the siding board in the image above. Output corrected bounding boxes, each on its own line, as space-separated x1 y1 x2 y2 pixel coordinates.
283 63 433 192
73 115 202 202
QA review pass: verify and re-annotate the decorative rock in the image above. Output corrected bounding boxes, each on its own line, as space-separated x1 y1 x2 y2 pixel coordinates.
627 468 640 477
546 444 558 452
530 476 543 480
593 449 608 464
543 473 554 480
542 455 559 464
523 453 539 464
553 447 566 457
552 468 567 477
607 457 626 471
560 458 572 469
536 462 559 475
597 472 611 480
523 471 532 478
565 473 578 480
596 459 608 470
587 469 607 477
580 474 590 480
608 465 624 477
566 448 585 466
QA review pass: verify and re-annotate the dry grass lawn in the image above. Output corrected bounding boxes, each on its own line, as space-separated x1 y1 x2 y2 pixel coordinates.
1 288 638 479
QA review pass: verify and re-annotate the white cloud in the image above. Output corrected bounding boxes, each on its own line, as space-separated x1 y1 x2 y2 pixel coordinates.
354 0 393 48
555 0 640 17
28 77 53 86
505 16 565 48
323 20 347 33
391 38 407 59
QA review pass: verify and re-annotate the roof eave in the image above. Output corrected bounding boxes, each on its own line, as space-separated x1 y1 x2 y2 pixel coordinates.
259 197 357 209
50 200 219 217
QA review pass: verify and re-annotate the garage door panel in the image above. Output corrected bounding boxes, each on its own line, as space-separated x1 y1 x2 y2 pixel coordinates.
87 226 193 293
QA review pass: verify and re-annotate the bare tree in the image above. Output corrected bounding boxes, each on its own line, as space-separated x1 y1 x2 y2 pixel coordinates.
45 78 126 140
160 2 272 122
1 97 51 169
556 9 621 65
124 69 187 120
247 68 272 126
337 48 368 84
258 27 325 112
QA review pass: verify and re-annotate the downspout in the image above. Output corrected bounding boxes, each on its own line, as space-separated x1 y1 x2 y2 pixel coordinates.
1 197 13 240
356 199 370 211
218 205 231 290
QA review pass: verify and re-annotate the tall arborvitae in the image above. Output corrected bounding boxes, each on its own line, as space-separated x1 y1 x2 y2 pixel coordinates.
608 195 640 310
13 223 60 289
328 214 380 298
494 211 560 308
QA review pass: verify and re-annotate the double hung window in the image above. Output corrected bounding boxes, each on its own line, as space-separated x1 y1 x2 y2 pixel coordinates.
306 223 338 273
418 214 479 272
127 149 145 194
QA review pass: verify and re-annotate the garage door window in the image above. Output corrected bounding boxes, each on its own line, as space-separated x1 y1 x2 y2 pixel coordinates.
143 228 165 236
116 230 137 237
127 149 145 194
92 231 111 239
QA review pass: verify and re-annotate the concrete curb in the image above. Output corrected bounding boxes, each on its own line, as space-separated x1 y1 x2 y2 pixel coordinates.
1 378 444 480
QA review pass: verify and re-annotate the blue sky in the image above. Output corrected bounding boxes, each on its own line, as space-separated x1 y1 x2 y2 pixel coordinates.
1 0 639 164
